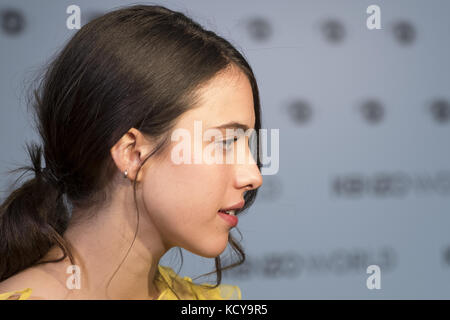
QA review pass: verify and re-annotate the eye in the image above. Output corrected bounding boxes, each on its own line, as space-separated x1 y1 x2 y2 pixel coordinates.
221 137 239 149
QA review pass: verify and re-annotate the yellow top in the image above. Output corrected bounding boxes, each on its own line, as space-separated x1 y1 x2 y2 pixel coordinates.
0 264 241 300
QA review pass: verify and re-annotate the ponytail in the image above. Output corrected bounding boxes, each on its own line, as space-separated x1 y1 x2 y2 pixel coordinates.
0 142 74 281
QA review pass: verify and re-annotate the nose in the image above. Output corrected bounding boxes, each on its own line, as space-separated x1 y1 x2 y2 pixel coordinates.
234 155 263 192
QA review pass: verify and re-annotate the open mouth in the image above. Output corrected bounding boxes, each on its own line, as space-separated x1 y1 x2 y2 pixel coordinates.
217 209 238 227
218 209 236 216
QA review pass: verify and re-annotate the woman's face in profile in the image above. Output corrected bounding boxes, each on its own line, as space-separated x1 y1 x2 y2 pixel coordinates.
141 67 263 258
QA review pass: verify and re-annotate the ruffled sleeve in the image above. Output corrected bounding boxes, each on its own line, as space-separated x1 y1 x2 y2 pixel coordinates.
0 266 242 300
0 288 32 300
155 265 242 300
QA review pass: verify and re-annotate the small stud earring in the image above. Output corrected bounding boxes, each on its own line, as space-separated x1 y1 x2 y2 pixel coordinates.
124 169 128 179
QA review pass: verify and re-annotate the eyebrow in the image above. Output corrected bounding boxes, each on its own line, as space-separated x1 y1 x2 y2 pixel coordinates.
211 121 251 131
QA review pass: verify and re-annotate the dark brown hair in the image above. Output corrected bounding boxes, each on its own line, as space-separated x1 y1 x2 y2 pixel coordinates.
0 4 262 295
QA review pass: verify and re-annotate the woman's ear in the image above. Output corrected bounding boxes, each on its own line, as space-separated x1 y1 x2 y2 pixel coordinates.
110 128 156 182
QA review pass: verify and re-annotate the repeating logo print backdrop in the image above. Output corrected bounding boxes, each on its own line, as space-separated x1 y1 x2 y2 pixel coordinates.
0 0 449 299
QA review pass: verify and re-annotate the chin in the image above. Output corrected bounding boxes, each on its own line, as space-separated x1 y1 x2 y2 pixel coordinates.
189 238 229 259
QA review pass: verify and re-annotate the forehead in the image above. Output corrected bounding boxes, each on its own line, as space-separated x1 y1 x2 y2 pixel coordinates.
177 67 255 130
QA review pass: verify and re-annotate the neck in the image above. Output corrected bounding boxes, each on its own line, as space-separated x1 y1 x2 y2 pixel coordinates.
40 185 170 299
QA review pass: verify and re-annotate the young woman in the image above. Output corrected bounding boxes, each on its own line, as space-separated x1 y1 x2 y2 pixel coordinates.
0 4 263 300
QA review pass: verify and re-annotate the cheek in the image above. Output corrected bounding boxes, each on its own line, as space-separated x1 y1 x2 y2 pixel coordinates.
140 158 229 241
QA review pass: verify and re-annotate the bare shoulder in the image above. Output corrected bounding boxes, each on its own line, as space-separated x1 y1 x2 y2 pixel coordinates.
0 265 69 300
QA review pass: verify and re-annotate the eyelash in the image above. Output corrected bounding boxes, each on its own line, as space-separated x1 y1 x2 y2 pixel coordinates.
221 137 239 149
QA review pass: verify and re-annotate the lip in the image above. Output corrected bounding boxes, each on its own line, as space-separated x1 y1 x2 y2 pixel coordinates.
219 200 245 212
217 200 244 228
217 211 238 227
